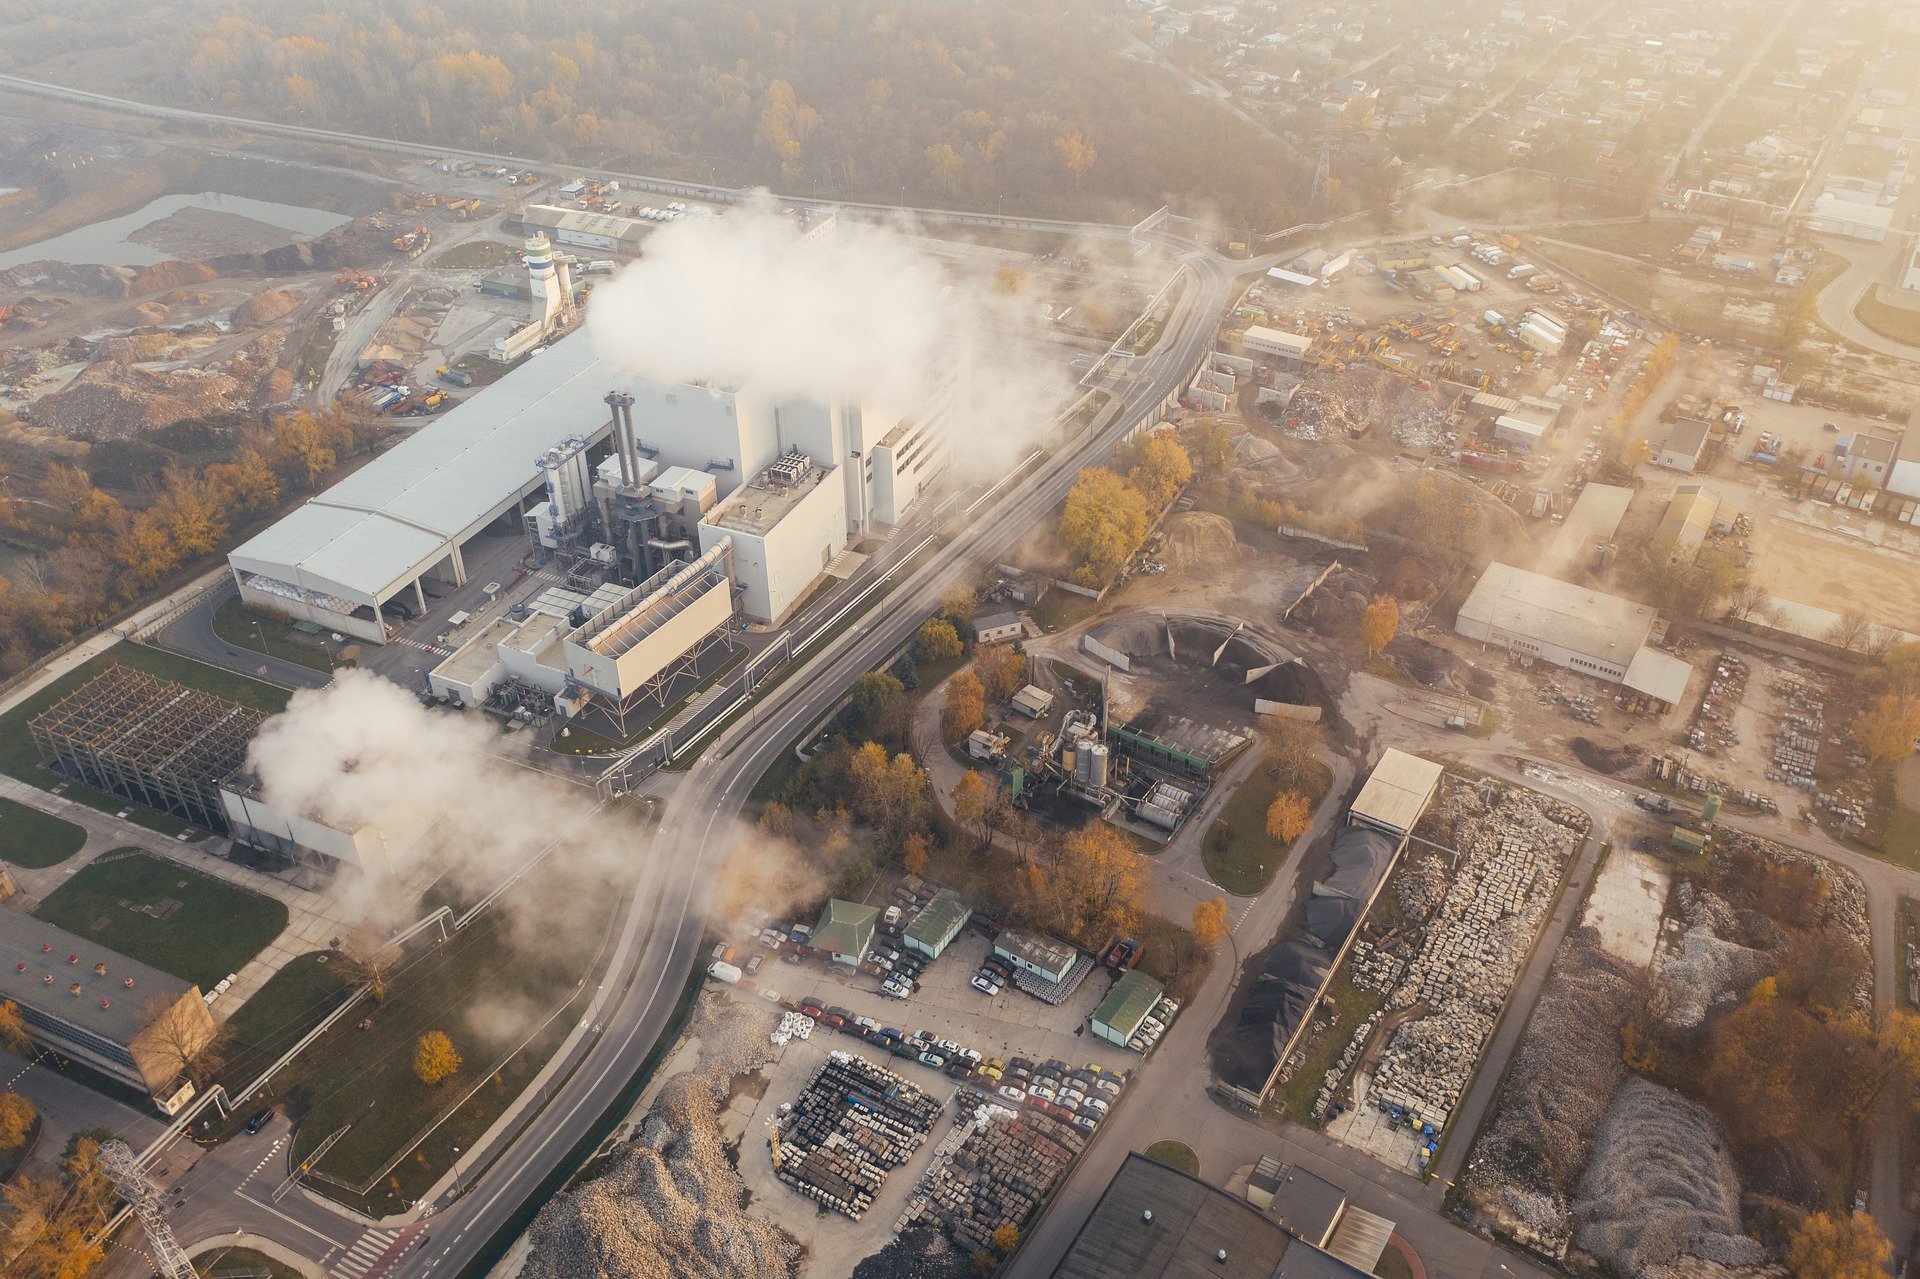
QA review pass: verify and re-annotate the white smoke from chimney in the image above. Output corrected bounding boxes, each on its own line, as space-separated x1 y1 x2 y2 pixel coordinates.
586 197 1073 473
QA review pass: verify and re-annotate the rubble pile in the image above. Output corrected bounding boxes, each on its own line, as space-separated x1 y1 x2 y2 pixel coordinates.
233 288 302 328
28 362 243 437
1365 780 1586 1131
771 1052 941 1219
1159 512 1242 569
851 1227 972 1279
899 1096 1084 1255
1393 853 1449 925
1655 927 1769 1028
1572 1078 1765 1277
520 1072 801 1279
1457 931 1641 1259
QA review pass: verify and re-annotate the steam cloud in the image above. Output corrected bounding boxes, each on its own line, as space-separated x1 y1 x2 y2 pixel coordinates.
587 198 1073 472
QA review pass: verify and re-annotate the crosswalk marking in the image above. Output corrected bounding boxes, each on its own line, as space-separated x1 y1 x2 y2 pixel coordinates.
393 636 453 657
331 1227 399 1278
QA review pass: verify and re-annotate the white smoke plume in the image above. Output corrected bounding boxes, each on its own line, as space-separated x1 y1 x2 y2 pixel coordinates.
587 198 1074 472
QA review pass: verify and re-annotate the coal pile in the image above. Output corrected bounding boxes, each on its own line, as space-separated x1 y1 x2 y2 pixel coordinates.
771 1051 942 1219
901 1098 1084 1255
852 1227 971 1279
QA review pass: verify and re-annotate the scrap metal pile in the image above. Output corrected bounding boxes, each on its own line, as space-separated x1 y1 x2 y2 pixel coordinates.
1364 780 1587 1133
1687 654 1747 756
899 1095 1085 1255
770 1052 942 1220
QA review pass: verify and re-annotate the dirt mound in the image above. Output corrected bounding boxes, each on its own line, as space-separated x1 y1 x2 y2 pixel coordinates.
126 259 219 296
30 363 243 438
1570 738 1640 774
97 331 186 364
233 288 301 328
1160 511 1241 568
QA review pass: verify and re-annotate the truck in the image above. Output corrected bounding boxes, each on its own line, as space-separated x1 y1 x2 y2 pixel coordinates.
1508 263 1538 281
438 367 474 388
707 961 743 985
1482 309 1505 329
583 259 616 275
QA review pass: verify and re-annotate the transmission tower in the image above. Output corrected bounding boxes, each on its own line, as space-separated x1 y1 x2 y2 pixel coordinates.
100 1139 197 1279
1309 122 1333 208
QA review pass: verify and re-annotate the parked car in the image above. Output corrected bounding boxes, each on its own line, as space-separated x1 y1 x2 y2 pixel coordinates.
244 1108 274 1135
919 1050 948 1068
799 1000 824 1019
853 1015 880 1032
998 1084 1028 1103
970 974 1000 995
820 1007 850 1028
744 954 763 975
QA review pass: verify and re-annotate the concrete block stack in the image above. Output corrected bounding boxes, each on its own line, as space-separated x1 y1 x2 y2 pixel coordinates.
903 1099 1084 1255
770 1051 941 1220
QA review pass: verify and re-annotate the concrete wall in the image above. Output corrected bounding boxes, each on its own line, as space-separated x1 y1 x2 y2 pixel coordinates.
700 474 848 623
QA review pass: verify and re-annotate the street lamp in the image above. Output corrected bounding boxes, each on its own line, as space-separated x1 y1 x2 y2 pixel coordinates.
450 1145 464 1197
252 619 271 659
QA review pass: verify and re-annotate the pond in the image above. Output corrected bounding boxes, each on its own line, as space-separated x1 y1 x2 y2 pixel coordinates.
0 191 350 270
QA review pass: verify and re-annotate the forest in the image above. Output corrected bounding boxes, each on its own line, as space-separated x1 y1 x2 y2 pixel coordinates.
0 0 1311 229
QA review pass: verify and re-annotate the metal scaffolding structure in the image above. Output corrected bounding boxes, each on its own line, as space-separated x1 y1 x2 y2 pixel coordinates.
100 1138 196 1279
30 665 264 833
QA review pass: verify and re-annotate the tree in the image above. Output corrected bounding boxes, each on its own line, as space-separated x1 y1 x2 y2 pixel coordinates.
1058 466 1150 578
1826 610 1874 654
137 994 225 1088
1857 694 1920 764
850 742 930 835
849 671 907 742
992 1223 1021 1254
1190 422 1235 474
973 643 1025 702
939 584 977 626
915 617 963 663
902 833 930 877
0 1001 28 1056
1265 721 1325 789
943 669 985 740
1266 792 1312 842
1192 897 1228 948
953 770 990 839
1053 129 1098 185
1024 823 1145 945
924 142 964 193
1787 1211 1889 1279
0 1093 35 1150
1360 595 1399 656
414 1031 462 1086
1123 435 1194 508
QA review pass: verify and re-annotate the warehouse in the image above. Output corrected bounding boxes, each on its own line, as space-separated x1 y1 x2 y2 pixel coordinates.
1654 419 1711 472
519 204 652 253
1808 192 1894 243
1090 969 1164 1047
1547 482 1633 564
903 890 972 959
1239 325 1314 363
0 910 217 1112
1655 484 1720 562
1347 749 1442 839
1456 562 1694 697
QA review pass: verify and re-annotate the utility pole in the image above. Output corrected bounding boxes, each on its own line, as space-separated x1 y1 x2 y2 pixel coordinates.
100 1139 197 1279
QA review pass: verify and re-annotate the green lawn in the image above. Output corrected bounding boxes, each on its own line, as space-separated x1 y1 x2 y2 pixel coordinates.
1202 755 1334 897
223 952 359 1085
1143 1141 1199 1176
33 851 288 989
1855 286 1920 350
1031 589 1101 633
191 1246 306 1279
1268 968 1383 1123
211 594 342 674
1545 220 1699 261
275 892 621 1215
0 797 87 869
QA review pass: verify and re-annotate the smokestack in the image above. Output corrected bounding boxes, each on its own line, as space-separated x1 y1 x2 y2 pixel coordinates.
617 393 639 487
604 391 631 486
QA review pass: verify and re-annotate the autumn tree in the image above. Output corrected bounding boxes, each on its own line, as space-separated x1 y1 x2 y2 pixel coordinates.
1122 435 1194 509
2 1137 111 1279
1192 897 1228 948
943 669 986 740
1858 694 1920 764
1053 128 1098 185
1787 1211 1889 1279
0 1093 35 1150
138 994 226 1088
939 584 977 627
414 1031 462 1086
902 833 930 877
1265 720 1325 789
1360 595 1399 656
1266 792 1312 843
1190 422 1236 474
1025 823 1145 945
953 770 991 840
916 617 964 663
992 1223 1021 1254
924 142 964 192
1059 466 1150 580
850 742 930 835
973 643 1025 702
0 1001 28 1056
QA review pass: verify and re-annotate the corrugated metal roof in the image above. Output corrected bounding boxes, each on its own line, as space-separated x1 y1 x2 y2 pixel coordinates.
229 329 618 600
904 891 971 947
1622 646 1694 705
1349 749 1442 837
1457 562 1657 667
1091 969 1163 1037
0 909 197 1044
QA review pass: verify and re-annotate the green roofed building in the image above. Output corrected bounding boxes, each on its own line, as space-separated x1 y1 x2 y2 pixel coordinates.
813 899 878 966
1091 969 1164 1047
904 890 972 959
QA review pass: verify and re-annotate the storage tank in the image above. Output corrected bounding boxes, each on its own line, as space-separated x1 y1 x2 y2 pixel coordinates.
1085 743 1110 789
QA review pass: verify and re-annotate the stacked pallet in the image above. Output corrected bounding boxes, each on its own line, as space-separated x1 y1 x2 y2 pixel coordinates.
771 1051 941 1219
905 1104 1084 1253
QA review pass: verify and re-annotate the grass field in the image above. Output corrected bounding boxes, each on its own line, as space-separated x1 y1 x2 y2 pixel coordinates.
1855 285 1920 351
0 797 87 869
223 952 359 1084
191 1246 306 1279
33 851 288 988
1143 1140 1199 1175
1031 588 1101 633
210 594 342 674
1546 220 1698 261
431 240 522 270
1268 968 1383 1123
279 891 621 1215
1203 755 1334 897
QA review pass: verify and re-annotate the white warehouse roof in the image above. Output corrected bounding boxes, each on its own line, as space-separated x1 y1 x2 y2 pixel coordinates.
230 330 616 603
1457 562 1656 667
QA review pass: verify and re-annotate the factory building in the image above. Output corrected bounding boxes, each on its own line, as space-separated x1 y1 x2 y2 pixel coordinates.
1655 484 1720 562
519 204 652 254
0 910 218 1112
698 452 848 623
1456 563 1694 710
1239 325 1314 363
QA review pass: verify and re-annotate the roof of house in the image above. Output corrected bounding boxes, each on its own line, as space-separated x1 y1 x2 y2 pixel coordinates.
1092 969 1164 1036
1850 430 1901 465
1623 646 1697 705
1658 484 1720 543
904 891 972 946
975 611 1024 633
0 907 198 1044
1051 1153 1295 1279
1263 1164 1348 1246
812 899 878 958
1660 418 1712 459
1349 749 1443 836
994 928 1078 976
1457 562 1657 667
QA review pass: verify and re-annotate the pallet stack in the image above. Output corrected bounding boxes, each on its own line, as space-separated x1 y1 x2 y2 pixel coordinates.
905 1104 1085 1253
770 1051 941 1220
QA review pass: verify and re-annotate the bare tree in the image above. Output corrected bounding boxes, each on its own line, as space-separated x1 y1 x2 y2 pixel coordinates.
1825 610 1873 654
338 924 402 1003
136 994 226 1089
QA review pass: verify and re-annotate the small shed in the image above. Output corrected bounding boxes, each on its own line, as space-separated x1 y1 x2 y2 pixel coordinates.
1259 1162 1347 1245
993 928 1077 983
1347 749 1443 838
812 899 878 966
1010 685 1055 718
1090 969 1164 1047
974 611 1025 645
903 890 972 959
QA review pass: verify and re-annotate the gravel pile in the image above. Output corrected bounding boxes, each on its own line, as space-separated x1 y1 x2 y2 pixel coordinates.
1458 930 1639 1258
1654 927 1769 1029
852 1227 971 1279
28 362 242 438
518 993 797 1279
1573 1078 1764 1277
